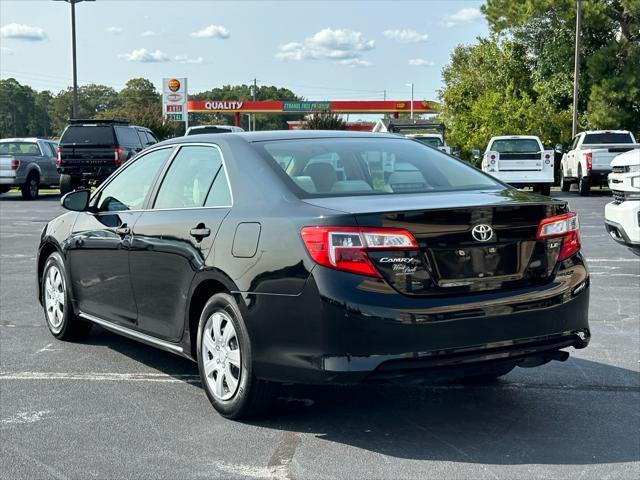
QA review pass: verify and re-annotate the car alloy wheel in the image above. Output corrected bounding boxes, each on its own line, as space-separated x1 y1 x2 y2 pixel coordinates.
201 311 242 401
44 263 65 334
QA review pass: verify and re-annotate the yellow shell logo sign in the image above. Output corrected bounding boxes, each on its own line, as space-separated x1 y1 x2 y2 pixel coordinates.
168 79 181 92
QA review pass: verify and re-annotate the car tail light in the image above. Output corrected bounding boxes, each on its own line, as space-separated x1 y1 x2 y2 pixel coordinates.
114 147 126 166
490 154 496 160
544 153 551 159
300 226 418 277
584 152 592 170
55 147 61 166
536 213 581 261
10 159 20 170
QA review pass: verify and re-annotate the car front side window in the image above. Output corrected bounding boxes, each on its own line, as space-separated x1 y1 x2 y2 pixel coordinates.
96 148 171 212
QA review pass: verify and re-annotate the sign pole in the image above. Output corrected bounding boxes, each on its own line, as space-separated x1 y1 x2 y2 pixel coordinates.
184 78 189 131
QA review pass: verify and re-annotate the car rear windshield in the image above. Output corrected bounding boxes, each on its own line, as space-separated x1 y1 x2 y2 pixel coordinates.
60 125 115 145
583 133 633 144
491 139 540 153
254 137 502 197
413 137 443 148
187 127 233 135
0 142 41 156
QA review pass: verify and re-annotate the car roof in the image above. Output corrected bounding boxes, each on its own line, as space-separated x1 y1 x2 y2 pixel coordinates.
581 130 632 135
0 138 50 142
489 135 541 141
157 129 401 147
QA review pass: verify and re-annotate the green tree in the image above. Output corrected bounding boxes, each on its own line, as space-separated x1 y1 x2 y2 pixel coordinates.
482 0 640 135
0 78 37 137
303 111 347 130
47 84 119 135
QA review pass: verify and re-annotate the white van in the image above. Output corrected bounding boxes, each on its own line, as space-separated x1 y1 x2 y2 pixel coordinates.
482 135 554 195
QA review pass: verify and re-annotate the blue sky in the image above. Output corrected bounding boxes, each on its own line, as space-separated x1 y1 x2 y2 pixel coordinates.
1 0 487 106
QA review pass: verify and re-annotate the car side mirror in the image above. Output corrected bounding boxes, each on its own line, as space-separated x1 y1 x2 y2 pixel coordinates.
472 148 481 160
555 143 563 153
61 189 90 212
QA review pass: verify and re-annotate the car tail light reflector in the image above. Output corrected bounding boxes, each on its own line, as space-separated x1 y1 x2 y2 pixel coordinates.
10 159 20 170
536 213 581 261
300 226 418 277
55 147 61 166
490 154 496 160
114 147 126 166
585 152 592 170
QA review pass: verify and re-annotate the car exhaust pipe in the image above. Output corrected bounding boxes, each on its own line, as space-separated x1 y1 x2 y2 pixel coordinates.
519 349 569 368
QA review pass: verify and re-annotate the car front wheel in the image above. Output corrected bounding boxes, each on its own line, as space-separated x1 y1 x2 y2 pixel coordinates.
21 173 39 200
560 169 571 192
197 293 280 419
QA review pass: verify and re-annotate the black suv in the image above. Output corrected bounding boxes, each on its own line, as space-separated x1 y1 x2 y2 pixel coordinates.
57 119 158 194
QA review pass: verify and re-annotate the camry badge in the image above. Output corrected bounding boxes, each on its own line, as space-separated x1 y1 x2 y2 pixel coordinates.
471 224 494 242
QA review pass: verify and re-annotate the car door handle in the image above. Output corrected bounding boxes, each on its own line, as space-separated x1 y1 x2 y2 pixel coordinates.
190 226 211 239
115 225 130 237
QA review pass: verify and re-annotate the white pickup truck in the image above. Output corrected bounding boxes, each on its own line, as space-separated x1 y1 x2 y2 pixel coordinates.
481 135 554 195
605 149 640 256
560 130 640 196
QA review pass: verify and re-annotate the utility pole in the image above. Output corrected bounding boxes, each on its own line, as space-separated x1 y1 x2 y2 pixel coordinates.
572 0 582 137
383 90 386 101
54 0 94 118
252 78 258 131
406 83 414 119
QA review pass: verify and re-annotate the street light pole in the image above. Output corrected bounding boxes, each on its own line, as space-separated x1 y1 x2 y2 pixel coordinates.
54 0 93 118
406 83 414 119
70 0 78 118
572 0 582 137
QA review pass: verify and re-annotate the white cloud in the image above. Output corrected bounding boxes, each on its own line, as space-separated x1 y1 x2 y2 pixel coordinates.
106 26 123 35
1 23 46 41
383 29 428 43
118 48 170 63
191 25 230 39
408 58 434 67
443 7 482 27
337 58 374 68
276 28 375 66
1 46 13 55
141 30 156 37
175 55 204 64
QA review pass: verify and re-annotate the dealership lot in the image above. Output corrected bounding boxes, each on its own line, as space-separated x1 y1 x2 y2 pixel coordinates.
1 191 638 479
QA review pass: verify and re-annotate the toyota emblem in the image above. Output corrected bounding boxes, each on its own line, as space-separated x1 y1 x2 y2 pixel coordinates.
471 224 494 242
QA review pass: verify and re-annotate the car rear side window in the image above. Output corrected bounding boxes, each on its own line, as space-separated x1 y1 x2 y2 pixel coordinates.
0 142 42 156
60 126 115 145
154 146 225 209
115 126 142 147
491 139 540 153
583 133 633 144
96 148 171 212
255 137 501 197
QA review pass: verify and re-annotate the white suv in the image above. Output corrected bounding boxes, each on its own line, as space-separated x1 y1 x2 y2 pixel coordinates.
605 149 640 256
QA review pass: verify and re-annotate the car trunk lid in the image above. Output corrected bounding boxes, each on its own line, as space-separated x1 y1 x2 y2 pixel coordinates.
303 190 568 296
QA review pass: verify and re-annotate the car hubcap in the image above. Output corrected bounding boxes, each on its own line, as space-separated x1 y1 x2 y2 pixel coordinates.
202 311 241 401
44 265 65 332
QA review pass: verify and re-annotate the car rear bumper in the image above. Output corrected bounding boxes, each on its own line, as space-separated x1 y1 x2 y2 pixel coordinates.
246 254 590 384
58 165 118 179
587 169 611 181
488 171 553 184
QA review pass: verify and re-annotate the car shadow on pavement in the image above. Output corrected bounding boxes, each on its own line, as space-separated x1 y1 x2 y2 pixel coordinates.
86 326 639 466
0 193 61 202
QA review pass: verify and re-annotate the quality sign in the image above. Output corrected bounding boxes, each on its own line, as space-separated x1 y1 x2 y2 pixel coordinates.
162 78 188 122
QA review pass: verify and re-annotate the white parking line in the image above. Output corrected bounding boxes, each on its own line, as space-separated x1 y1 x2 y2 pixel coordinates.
0 371 200 383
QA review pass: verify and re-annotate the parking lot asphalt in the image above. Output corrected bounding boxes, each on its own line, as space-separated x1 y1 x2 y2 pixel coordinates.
1 190 638 480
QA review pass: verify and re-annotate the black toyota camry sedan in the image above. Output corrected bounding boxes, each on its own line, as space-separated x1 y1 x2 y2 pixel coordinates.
37 131 590 418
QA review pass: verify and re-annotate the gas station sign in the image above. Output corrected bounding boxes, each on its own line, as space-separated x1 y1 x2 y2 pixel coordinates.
162 77 188 122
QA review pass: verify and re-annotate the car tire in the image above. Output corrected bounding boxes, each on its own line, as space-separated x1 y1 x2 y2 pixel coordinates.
59 174 80 196
0 186 9 194
197 293 280 419
21 173 39 200
539 184 551 196
578 170 590 196
560 169 571 192
42 252 93 341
